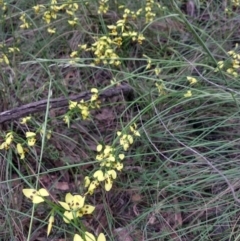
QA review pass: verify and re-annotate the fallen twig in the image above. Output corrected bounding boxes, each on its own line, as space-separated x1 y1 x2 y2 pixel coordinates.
0 84 133 124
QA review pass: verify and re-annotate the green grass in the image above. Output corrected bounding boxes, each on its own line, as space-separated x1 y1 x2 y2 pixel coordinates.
1 0 240 240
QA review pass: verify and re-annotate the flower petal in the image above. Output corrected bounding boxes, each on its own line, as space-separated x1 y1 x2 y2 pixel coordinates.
65 193 74 203
63 211 74 223
38 188 49 196
47 215 54 236
118 154 125 160
84 176 91 187
97 144 103 152
26 132 36 138
58 201 71 211
32 195 45 204
22 188 36 199
98 233 106 241
107 170 117 179
17 143 25 159
85 232 96 241
78 205 95 217
73 195 85 209
93 170 104 181
74 234 84 241
105 177 113 191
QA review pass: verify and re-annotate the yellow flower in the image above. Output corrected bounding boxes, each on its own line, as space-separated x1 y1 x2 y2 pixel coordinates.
143 54 152 69
17 143 25 159
74 232 106 241
130 124 140 136
69 100 78 109
97 144 103 152
0 54 9 65
66 9 74 15
20 116 31 124
58 193 95 223
227 68 238 77
20 21 30 29
107 25 118 36
112 37 122 47
78 44 87 50
84 176 91 187
137 33 145 44
105 170 117 191
232 59 240 69
98 0 109 14
217 61 224 69
68 18 78 26
63 114 70 127
5 132 14 145
0 2 7 11
78 204 95 217
80 106 90 120
40 127 52 140
187 76 197 85
19 13 26 21
114 162 123 171
119 134 133 151
0 142 9 150
87 180 99 194
33 4 45 14
22 188 49 204
68 3 78 11
91 88 98 101
47 215 54 236
8 47 20 53
70 51 78 58
154 67 161 76
93 170 105 181
47 27 56 34
26 132 36 146
43 11 52 24
184 90 192 98
119 153 125 160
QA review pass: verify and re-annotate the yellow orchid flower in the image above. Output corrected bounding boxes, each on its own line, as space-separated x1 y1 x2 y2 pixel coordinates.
59 193 95 223
22 188 49 204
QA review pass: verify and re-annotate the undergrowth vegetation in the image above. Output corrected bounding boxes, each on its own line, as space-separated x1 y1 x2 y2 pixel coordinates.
1 0 240 240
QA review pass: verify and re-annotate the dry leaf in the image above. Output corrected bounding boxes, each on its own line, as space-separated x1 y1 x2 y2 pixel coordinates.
54 181 69 191
114 227 133 241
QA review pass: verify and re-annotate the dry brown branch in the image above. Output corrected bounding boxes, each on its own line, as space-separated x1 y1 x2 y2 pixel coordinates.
0 84 133 124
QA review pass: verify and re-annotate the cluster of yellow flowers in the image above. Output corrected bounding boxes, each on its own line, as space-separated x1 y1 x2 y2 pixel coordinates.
20 0 80 33
0 0 7 11
215 47 240 77
232 0 240 6
21 123 140 239
22 189 103 240
144 0 156 23
19 13 31 29
225 0 240 11
98 0 109 14
0 43 20 65
69 3 149 66
0 117 51 159
0 131 35 159
63 88 100 127
183 76 198 98
84 123 140 194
